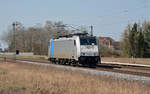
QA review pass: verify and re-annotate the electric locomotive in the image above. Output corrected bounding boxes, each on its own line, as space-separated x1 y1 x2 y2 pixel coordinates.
48 33 101 67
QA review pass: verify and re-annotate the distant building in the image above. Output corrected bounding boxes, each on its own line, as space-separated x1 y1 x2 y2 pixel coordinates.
99 37 120 50
113 41 120 50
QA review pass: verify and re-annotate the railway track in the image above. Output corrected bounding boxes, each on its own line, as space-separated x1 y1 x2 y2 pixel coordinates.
0 57 150 77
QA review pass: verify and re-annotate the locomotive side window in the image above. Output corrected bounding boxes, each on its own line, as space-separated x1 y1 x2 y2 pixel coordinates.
80 37 97 45
74 40 76 46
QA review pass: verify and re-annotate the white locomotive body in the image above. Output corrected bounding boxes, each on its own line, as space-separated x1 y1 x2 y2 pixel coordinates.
48 34 101 67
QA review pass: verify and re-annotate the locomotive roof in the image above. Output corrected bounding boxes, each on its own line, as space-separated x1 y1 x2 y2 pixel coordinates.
57 33 90 38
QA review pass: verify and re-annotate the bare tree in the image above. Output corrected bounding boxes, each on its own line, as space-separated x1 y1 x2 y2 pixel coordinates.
2 21 71 55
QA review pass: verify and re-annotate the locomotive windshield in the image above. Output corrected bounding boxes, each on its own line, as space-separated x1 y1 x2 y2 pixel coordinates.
80 37 97 45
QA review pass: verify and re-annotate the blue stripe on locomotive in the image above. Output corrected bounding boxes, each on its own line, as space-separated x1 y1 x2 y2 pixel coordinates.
50 39 54 57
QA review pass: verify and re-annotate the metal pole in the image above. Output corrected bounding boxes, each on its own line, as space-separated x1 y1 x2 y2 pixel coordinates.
13 22 16 62
90 25 93 36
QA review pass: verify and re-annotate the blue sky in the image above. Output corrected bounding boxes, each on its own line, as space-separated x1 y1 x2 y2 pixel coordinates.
0 0 150 47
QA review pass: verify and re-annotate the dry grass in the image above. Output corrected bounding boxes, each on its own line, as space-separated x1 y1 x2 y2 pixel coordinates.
0 62 149 94
102 57 150 65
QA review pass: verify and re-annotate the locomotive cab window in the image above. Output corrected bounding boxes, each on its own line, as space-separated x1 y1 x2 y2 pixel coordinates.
80 37 97 45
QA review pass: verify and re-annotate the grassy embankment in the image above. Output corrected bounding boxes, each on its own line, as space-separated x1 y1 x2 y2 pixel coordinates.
0 54 48 60
0 62 149 94
102 57 150 65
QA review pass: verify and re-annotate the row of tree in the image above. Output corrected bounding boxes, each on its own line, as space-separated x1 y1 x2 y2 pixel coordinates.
2 20 150 58
2 21 71 55
121 21 150 58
